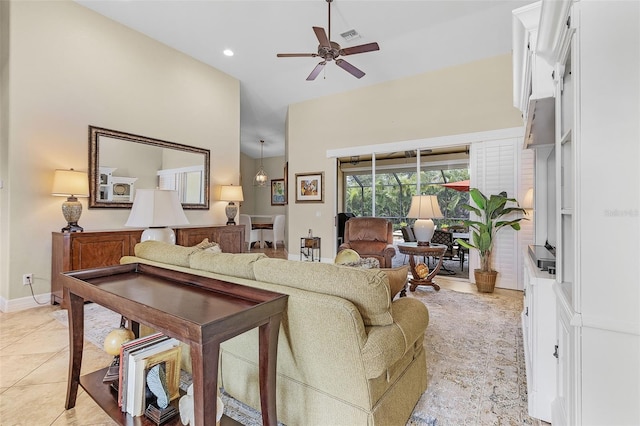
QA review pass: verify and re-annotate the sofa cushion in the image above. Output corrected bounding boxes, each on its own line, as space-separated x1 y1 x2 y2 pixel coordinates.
361 297 428 379
253 258 393 326
134 241 202 268
189 251 266 280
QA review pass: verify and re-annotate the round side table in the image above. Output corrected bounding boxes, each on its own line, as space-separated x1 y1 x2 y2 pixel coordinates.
397 243 447 292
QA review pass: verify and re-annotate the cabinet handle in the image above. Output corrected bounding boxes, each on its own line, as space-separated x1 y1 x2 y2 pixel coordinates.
525 307 529 316
553 344 559 359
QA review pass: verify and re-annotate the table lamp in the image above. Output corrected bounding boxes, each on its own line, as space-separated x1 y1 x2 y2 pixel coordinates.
51 169 90 233
125 189 189 244
407 195 444 246
220 184 244 225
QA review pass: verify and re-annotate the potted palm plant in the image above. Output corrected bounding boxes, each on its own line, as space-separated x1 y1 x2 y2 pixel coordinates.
456 188 527 292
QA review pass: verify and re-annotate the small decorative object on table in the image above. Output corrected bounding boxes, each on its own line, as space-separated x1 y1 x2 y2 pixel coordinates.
414 263 429 279
178 384 224 426
102 317 135 383
145 362 179 425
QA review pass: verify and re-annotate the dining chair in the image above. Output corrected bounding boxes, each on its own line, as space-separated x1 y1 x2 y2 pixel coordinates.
431 229 463 272
238 214 262 250
262 214 285 249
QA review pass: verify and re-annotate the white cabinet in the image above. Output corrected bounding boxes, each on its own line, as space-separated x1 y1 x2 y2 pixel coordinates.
552 289 575 426
517 1 640 425
512 2 555 149
522 253 556 423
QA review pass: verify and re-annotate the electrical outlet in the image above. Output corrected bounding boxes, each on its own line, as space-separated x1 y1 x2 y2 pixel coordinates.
22 273 33 286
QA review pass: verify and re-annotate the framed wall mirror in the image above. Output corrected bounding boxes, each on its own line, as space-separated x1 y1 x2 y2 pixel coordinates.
88 126 210 209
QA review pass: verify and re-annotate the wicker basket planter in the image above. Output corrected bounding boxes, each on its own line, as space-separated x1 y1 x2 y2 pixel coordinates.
474 269 498 293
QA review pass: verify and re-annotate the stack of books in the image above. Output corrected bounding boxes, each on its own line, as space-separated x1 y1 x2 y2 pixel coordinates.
106 332 182 418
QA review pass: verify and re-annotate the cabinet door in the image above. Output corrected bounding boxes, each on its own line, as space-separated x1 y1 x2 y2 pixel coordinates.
71 234 136 270
553 300 573 426
175 226 244 253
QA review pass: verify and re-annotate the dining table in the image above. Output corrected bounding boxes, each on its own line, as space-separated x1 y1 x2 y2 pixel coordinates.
250 215 273 227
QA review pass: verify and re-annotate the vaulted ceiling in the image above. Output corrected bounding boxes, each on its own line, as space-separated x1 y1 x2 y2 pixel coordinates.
76 0 530 158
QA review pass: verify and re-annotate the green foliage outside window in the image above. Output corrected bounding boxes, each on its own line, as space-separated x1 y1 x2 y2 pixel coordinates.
344 168 470 230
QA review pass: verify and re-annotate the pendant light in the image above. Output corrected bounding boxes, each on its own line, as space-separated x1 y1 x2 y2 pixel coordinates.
254 140 268 187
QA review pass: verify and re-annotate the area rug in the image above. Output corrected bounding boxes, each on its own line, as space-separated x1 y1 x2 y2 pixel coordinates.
407 285 536 425
52 286 533 426
51 303 122 350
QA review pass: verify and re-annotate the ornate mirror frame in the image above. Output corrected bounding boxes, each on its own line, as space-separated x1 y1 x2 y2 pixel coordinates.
88 126 210 209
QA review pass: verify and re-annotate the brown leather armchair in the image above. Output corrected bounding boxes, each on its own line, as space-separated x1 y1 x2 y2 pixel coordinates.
338 217 397 268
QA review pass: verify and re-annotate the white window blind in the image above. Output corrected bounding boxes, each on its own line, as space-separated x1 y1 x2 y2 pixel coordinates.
470 137 532 290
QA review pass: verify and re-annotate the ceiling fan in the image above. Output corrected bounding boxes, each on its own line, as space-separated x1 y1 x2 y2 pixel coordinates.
276 0 380 81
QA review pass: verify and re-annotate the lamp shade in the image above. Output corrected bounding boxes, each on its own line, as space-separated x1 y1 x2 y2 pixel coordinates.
125 189 189 228
220 185 244 202
407 195 443 246
407 195 444 219
51 169 89 197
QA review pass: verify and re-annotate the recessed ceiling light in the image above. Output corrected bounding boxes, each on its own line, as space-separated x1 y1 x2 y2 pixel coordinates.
223 49 234 57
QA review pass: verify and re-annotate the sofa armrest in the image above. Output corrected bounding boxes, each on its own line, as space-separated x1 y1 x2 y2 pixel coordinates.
361 297 428 379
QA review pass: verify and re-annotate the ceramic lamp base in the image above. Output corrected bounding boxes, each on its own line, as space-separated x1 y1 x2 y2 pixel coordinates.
225 202 238 225
413 218 435 246
61 197 84 232
141 228 176 244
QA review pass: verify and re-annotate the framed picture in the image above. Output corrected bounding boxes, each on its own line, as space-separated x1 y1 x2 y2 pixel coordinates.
295 172 324 203
283 162 288 205
271 179 286 206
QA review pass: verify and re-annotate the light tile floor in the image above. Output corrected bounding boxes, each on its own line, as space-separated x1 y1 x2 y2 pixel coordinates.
0 246 522 426
0 304 117 425
0 246 287 425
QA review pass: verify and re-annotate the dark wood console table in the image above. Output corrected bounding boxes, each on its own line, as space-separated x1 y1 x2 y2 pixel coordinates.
62 263 287 426
51 225 244 307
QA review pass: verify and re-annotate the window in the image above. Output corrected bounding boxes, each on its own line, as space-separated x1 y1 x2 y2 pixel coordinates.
340 148 470 230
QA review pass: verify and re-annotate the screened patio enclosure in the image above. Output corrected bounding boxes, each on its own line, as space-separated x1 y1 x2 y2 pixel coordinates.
339 148 471 231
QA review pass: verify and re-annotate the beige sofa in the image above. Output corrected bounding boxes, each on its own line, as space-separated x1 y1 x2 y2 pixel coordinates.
121 241 428 426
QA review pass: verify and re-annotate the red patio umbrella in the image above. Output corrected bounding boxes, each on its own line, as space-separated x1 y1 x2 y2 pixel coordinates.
441 179 470 192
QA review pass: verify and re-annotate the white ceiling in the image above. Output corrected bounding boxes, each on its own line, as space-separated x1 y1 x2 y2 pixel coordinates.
75 0 531 159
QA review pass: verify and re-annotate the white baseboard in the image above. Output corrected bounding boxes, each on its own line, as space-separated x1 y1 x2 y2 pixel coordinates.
0 293 52 313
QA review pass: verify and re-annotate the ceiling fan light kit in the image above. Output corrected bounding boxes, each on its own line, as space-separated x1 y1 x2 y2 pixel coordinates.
277 0 380 81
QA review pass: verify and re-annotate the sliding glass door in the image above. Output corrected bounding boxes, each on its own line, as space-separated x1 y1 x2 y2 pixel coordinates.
340 148 470 231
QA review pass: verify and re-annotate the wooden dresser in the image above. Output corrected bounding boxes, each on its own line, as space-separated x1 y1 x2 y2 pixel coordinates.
51 225 245 306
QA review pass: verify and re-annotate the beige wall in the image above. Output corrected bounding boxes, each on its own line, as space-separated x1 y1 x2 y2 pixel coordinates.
0 1 240 309
286 54 522 260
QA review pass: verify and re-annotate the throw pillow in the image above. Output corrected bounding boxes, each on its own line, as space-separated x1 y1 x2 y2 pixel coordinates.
334 248 361 264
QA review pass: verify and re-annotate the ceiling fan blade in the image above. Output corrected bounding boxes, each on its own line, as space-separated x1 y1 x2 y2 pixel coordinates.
277 53 318 58
312 26 331 48
335 59 365 79
306 61 327 81
340 42 380 56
